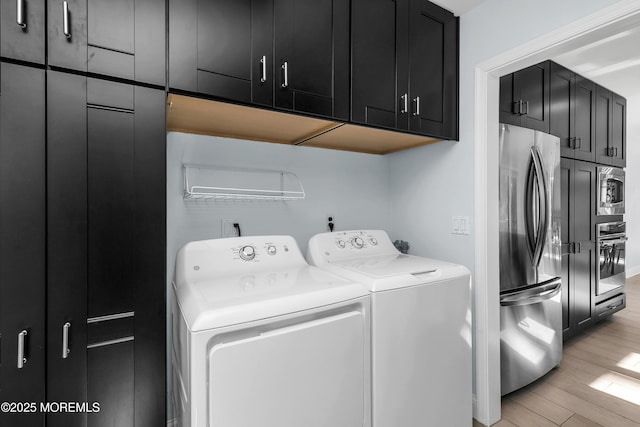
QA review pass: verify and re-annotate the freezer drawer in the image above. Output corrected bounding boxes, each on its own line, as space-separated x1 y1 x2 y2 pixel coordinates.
500 280 562 395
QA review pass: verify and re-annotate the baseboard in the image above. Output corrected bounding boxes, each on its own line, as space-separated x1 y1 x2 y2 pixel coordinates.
626 265 640 279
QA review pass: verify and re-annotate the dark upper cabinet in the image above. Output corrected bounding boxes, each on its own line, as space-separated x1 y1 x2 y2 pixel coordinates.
595 85 626 167
560 158 597 340
549 62 596 162
46 71 166 427
351 0 458 139
500 62 550 133
351 0 398 129
0 0 46 64
274 0 349 119
406 0 458 139
170 0 349 120
47 0 166 86
0 62 46 427
170 0 273 106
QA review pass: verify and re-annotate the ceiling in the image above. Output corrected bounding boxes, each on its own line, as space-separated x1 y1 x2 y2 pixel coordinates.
431 0 640 99
429 0 486 16
553 22 640 99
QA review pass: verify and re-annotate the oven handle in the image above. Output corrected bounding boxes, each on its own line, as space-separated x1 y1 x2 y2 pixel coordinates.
600 237 627 246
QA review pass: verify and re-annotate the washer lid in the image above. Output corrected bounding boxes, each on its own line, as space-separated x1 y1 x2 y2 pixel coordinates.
175 265 368 331
330 254 450 279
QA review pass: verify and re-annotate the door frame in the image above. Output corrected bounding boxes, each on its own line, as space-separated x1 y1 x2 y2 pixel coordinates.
473 1 640 424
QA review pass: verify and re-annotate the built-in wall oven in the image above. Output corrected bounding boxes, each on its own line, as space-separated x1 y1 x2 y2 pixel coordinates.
597 222 626 296
597 167 625 215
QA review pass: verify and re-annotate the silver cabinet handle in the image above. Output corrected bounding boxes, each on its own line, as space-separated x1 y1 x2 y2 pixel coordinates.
400 93 408 114
17 330 27 369
413 96 421 116
281 61 288 88
260 56 267 83
63 1 71 39
62 322 71 359
16 0 27 28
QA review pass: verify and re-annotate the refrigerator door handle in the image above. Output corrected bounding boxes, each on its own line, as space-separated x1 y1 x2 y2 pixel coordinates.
529 146 549 268
500 279 561 307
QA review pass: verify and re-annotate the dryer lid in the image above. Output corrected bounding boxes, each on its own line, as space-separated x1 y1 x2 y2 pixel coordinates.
175 265 368 331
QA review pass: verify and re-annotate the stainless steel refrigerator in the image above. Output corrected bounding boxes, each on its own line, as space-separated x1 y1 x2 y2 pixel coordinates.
499 123 563 395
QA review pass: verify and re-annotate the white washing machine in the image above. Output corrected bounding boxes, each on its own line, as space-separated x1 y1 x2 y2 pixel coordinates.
172 235 371 427
307 230 472 427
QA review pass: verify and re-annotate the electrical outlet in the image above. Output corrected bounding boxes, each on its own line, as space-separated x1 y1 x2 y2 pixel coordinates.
221 219 240 237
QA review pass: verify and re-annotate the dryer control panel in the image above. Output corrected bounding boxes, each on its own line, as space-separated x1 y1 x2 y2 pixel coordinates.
175 236 307 285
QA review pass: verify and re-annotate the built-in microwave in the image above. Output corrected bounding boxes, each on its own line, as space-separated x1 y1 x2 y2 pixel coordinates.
597 166 624 215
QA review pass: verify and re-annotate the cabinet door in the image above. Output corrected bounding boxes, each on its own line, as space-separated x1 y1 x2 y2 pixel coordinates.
1 0 45 63
46 71 89 427
169 0 273 106
572 76 596 162
550 63 573 157
610 93 626 167
44 74 166 426
0 62 46 427
407 0 458 139
572 160 596 331
274 0 349 119
595 85 612 165
499 73 521 127
560 159 572 338
351 0 399 129
47 0 165 85
516 62 549 133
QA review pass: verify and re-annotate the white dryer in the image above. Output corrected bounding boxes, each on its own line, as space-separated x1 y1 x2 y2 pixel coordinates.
172 235 371 427
307 230 472 427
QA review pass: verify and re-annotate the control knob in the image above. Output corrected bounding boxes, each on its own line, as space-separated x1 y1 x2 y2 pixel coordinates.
239 245 256 261
267 245 277 255
352 237 364 249
369 238 378 246
336 240 346 249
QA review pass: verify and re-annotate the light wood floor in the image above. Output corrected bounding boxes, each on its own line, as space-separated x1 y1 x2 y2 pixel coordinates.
480 274 640 427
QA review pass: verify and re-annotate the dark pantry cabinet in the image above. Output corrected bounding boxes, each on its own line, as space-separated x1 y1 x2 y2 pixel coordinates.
560 158 597 339
500 61 550 133
0 62 46 427
47 0 166 85
0 62 166 427
1 0 46 64
169 0 349 120
351 0 458 139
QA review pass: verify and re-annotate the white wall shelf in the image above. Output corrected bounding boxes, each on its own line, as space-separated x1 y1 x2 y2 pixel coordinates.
183 165 305 201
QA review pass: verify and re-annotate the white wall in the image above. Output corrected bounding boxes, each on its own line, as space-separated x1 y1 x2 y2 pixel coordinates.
626 96 640 277
167 132 392 276
389 0 622 424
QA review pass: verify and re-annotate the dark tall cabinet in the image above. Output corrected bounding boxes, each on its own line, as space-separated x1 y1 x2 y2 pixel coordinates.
560 158 597 339
351 0 458 139
1 63 165 427
0 62 46 427
46 71 166 427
